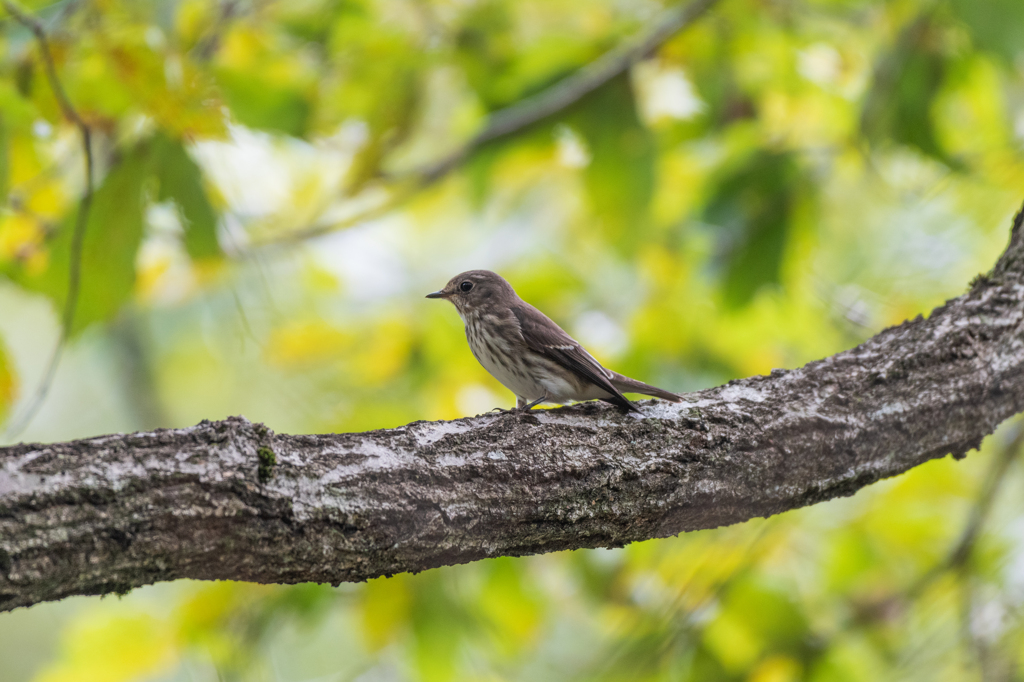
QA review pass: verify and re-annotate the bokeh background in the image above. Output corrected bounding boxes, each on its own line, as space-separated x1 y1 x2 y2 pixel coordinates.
1 0 1024 680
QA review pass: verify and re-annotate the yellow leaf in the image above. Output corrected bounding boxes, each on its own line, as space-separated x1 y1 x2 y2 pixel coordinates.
703 610 763 674
265 320 354 368
175 0 217 45
173 582 270 665
362 575 411 651
9 134 43 186
478 558 541 655
133 250 172 301
749 655 802 682
0 212 45 264
347 319 412 385
33 613 176 682
0 337 16 423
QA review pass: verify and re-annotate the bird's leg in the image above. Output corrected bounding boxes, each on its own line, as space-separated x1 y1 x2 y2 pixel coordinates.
519 395 547 411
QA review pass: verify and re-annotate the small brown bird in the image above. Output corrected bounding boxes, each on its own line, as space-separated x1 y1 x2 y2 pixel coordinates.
427 270 681 412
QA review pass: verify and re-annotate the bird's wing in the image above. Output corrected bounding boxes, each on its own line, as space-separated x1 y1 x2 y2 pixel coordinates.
510 303 637 411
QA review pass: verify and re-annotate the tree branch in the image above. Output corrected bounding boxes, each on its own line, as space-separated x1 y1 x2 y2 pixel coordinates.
410 0 719 183
2 204 1024 613
260 0 721 246
1 0 94 439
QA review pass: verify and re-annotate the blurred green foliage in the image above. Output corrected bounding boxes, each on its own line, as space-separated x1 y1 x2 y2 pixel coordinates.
151 134 222 261
0 0 1023 680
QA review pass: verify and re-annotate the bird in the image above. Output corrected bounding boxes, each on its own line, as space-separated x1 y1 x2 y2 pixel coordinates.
426 270 681 412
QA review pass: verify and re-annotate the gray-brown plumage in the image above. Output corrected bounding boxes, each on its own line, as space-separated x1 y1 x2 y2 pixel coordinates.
426 270 681 412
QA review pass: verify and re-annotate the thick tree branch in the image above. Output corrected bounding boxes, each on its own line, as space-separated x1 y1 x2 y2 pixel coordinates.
2 205 1024 613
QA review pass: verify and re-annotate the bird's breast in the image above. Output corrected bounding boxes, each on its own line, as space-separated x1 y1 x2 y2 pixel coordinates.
464 313 546 398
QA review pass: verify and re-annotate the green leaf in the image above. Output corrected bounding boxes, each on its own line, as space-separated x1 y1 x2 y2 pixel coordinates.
723 578 809 647
950 0 1024 64
0 114 9 205
478 558 541 654
454 0 517 110
217 69 312 137
702 150 805 309
410 573 469 682
14 54 32 99
861 17 950 162
455 3 595 112
12 144 149 335
327 21 422 192
569 74 656 251
153 134 221 260
0 78 43 131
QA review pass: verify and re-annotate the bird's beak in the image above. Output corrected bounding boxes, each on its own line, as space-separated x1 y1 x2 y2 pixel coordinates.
425 290 448 299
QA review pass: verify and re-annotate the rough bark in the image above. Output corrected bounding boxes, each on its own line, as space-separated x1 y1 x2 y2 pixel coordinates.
2 206 1024 613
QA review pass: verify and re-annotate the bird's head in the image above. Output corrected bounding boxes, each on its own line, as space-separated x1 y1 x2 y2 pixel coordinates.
426 270 515 316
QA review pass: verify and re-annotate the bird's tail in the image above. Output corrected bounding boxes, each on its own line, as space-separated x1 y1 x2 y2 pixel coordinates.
609 372 682 402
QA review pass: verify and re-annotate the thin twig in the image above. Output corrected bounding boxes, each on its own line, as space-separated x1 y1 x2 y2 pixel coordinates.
895 422 1022 678
2 0 93 439
945 424 1023 570
190 0 241 62
825 420 1024 681
259 0 721 247
858 421 1024 623
253 181 420 246
412 0 719 183
910 422 1024 596
580 520 777 680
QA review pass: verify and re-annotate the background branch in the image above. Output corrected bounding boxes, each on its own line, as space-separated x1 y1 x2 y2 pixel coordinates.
944 424 1021 571
262 0 721 246
409 0 720 183
849 419 1024 629
1 0 93 439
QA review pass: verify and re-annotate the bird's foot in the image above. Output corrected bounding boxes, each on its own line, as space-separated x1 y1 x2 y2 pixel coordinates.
492 396 547 414
491 406 534 414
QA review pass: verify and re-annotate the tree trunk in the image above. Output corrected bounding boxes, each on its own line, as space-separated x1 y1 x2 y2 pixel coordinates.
2 205 1023 613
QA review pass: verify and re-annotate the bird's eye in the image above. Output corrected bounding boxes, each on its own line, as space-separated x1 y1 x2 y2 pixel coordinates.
459 281 473 292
